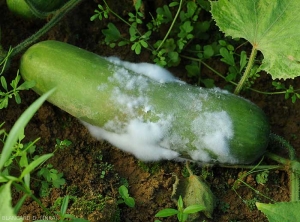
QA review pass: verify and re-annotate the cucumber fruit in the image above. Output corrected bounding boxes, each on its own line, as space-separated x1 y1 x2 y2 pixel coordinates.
20 40 270 164
6 0 68 18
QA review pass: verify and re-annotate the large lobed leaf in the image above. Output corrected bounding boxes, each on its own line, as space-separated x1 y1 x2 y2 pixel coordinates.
256 201 300 221
211 0 300 79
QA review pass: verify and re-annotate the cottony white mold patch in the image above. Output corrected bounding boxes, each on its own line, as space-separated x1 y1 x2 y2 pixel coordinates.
189 111 235 163
82 58 237 163
82 119 179 161
105 56 180 83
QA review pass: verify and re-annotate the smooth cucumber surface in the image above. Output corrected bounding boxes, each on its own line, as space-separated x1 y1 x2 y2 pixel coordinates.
6 0 33 18
20 40 270 164
6 0 68 18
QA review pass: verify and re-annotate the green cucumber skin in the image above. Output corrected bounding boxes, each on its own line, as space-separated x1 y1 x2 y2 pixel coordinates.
6 0 33 18
30 0 68 11
20 40 270 164
6 0 68 18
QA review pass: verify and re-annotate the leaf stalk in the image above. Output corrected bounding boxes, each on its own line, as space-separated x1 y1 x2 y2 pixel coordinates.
234 47 257 94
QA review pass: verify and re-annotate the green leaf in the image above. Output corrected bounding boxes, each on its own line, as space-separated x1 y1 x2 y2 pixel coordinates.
19 152 28 168
178 195 184 209
168 51 179 65
131 42 142 54
124 196 135 208
0 97 8 109
129 26 138 40
14 93 21 104
239 51 248 72
179 21 194 37
183 205 206 214
256 201 300 222
203 45 214 59
52 175 65 188
19 153 53 180
90 13 100 21
186 64 200 77
186 1 197 19
0 175 18 183
119 185 129 198
1 76 7 91
0 89 55 171
0 182 22 221
220 47 235 66
14 195 27 215
140 40 148 48
201 78 215 88
157 5 173 23
169 2 179 7
102 23 121 43
134 0 142 11
39 181 50 197
211 0 300 79
17 80 35 90
10 74 20 89
38 167 50 181
155 208 178 217
60 195 69 215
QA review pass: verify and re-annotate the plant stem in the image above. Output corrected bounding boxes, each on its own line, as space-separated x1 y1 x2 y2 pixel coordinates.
11 0 83 58
265 133 300 202
264 152 289 165
156 0 183 51
181 55 238 86
290 170 300 201
103 0 131 27
12 182 53 215
185 161 194 176
234 47 257 94
270 133 296 160
219 163 282 170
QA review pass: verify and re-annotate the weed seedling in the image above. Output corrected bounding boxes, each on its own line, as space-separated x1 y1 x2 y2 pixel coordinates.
37 164 66 197
255 170 269 185
155 195 205 222
55 195 89 222
55 138 72 150
0 71 35 109
117 185 135 208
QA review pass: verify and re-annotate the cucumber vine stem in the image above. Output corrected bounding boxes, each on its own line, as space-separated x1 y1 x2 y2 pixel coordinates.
270 133 296 160
220 133 299 202
266 134 300 202
266 152 300 201
10 0 83 58
234 46 257 94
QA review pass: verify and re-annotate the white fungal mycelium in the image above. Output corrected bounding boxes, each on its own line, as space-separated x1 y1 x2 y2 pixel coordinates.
105 56 181 83
81 58 237 163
